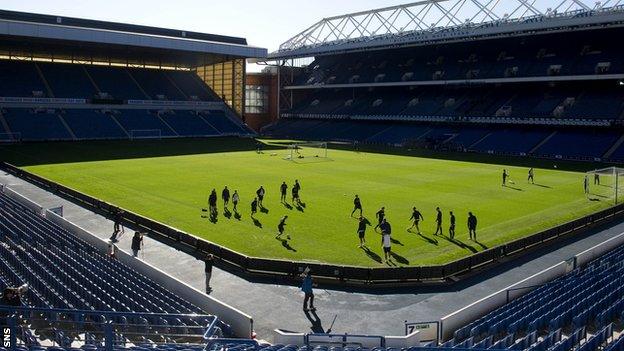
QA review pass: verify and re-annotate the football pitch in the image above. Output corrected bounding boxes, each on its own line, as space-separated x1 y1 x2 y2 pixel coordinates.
0 138 613 267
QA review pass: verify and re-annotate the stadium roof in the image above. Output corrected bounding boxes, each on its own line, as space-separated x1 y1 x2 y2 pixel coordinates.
269 0 624 59
0 9 267 68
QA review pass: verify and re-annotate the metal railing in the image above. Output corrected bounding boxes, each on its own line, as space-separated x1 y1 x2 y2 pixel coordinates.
0 306 217 351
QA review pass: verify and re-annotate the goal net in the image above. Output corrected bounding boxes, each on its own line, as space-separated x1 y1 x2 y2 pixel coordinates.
130 129 162 140
284 142 328 162
587 167 624 204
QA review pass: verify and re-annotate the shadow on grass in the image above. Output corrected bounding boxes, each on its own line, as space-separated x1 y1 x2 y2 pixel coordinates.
441 235 478 253
260 206 269 214
233 211 242 221
533 183 552 189
252 217 262 228
390 251 409 265
282 202 293 210
474 240 488 250
296 205 305 213
276 237 296 252
504 185 523 191
390 237 404 246
361 246 382 263
223 208 232 219
413 231 438 245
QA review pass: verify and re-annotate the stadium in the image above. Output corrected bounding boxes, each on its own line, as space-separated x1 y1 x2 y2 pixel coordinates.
2 0 624 350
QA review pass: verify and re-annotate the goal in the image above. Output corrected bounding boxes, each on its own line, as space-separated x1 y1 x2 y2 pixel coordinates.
587 167 624 204
284 142 328 161
129 129 162 140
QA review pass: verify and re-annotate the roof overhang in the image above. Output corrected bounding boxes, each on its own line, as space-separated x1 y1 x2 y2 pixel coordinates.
0 10 267 67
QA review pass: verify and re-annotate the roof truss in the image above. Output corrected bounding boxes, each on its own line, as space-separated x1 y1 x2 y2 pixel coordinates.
277 0 624 54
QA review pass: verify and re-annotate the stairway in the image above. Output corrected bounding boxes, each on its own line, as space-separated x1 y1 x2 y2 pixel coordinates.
529 131 557 154
109 114 131 139
56 114 77 140
82 66 101 94
125 70 151 99
603 133 624 159
34 63 55 98
468 132 492 149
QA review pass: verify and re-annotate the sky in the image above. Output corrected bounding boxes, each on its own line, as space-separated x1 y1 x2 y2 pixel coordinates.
1 0 583 71
0 0 404 63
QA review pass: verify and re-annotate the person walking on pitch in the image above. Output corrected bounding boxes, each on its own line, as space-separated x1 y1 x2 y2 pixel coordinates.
449 211 456 239
408 207 424 233
351 195 363 217
222 186 230 207
357 216 367 247
280 181 288 202
232 190 240 211
584 175 590 195
528 168 534 184
277 215 289 240
502 169 509 186
256 186 266 207
208 189 218 215
380 220 392 263
468 212 478 240
251 198 258 217
434 207 443 236
292 185 301 205
374 207 385 231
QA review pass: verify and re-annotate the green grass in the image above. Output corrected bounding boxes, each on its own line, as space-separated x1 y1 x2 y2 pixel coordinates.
0 138 613 267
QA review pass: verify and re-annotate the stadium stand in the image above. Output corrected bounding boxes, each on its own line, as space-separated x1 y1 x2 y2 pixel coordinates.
267 11 624 162
0 190 236 347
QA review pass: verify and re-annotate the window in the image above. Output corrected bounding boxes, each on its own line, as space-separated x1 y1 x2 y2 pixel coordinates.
245 84 269 114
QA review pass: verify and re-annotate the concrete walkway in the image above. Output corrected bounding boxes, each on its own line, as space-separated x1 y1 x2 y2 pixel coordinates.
1 170 623 341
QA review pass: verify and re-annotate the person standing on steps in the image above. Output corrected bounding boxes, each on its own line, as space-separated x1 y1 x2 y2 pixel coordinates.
131 231 144 258
301 269 315 312
204 254 215 294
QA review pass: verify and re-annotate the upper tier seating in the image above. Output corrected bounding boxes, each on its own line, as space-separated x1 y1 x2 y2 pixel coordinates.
293 28 624 86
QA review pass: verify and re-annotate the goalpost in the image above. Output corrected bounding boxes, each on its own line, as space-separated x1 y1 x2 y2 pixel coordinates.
129 129 162 140
587 167 624 205
284 142 328 161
